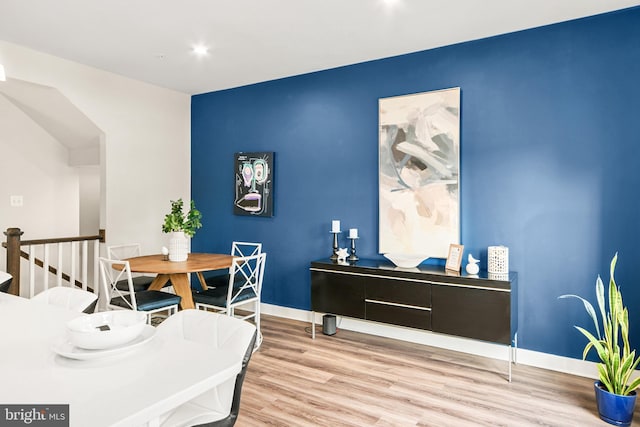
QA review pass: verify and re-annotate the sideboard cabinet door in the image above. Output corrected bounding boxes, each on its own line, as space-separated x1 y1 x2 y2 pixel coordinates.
311 270 365 319
431 284 511 345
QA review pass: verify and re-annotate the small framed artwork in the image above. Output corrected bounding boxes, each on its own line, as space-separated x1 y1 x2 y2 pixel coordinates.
234 152 274 217
445 244 464 272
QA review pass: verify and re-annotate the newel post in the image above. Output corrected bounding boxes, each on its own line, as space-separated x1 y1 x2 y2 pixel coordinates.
4 227 23 295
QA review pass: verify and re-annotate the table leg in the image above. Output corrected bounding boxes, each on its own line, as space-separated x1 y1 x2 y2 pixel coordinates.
196 272 208 291
147 274 171 291
168 273 195 309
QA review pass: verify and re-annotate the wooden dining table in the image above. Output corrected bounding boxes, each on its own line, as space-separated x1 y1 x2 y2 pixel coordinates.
124 253 235 309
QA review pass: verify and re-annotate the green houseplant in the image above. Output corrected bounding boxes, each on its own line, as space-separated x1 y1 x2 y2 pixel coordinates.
162 199 202 262
162 199 202 238
559 253 640 426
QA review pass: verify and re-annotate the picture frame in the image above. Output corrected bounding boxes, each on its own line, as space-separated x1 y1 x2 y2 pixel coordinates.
378 87 460 258
233 152 274 217
445 243 464 271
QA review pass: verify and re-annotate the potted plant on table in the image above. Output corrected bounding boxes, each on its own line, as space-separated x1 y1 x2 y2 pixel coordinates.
162 198 202 262
559 253 640 427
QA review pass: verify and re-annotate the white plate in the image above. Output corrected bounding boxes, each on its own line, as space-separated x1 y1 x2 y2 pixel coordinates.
53 325 155 360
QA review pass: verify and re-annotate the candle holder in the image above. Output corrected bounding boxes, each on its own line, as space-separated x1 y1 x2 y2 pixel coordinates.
329 231 340 261
347 237 359 262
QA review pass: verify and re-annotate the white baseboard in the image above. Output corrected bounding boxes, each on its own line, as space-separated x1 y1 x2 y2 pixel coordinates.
260 303 599 380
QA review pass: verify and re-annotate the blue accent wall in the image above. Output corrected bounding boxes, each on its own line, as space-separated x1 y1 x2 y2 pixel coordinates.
192 7 640 359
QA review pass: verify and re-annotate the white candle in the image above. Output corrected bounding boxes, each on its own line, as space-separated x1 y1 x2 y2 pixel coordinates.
349 228 358 239
331 220 340 233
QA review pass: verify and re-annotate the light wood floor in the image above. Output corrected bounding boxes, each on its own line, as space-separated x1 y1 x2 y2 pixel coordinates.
237 314 638 426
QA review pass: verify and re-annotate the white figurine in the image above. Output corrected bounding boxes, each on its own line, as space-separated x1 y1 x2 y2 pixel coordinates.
465 253 480 275
336 247 349 262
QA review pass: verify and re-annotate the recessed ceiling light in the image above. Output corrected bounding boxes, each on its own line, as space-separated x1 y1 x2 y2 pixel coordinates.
380 0 402 8
192 45 209 56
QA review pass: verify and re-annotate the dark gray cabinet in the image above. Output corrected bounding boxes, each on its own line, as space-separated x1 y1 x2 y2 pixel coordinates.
310 258 517 347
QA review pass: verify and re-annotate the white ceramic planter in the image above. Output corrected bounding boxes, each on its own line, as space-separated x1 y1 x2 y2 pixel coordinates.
168 231 188 262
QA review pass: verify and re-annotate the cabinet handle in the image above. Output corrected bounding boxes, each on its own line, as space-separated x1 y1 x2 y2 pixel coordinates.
428 281 511 292
365 299 431 311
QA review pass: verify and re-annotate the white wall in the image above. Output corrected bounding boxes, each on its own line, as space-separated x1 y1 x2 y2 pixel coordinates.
0 40 191 263
0 94 80 243
78 166 100 236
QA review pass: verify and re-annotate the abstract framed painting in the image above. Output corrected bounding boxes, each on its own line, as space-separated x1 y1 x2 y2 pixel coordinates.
378 87 460 258
234 152 274 217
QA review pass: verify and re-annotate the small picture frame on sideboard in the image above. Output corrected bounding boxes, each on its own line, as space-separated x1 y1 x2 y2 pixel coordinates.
445 243 464 272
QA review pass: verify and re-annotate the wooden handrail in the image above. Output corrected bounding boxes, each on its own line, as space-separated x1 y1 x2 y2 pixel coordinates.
3 229 105 247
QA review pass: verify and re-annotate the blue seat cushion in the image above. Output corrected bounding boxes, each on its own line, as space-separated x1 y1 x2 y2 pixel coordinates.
192 285 256 308
115 275 155 292
204 273 230 289
111 290 181 311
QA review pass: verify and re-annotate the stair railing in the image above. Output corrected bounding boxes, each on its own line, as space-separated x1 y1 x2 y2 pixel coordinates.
3 227 105 297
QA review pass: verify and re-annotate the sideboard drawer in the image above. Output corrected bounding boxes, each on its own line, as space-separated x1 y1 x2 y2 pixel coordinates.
365 276 431 308
366 300 431 330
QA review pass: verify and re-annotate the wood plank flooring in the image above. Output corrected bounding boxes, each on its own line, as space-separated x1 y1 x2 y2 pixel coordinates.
237 314 638 426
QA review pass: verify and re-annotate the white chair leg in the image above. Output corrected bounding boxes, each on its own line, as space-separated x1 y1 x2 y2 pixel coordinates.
255 301 262 350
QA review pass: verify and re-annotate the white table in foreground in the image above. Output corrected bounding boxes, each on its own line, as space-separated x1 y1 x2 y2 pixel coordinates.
0 293 241 427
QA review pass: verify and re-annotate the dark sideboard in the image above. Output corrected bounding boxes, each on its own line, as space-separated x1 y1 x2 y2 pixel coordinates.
310 258 518 381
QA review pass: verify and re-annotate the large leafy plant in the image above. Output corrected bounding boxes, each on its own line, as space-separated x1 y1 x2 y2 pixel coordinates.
559 253 640 396
161 199 202 238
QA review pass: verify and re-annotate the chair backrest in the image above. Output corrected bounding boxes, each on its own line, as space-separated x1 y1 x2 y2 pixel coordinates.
227 253 266 306
231 241 262 258
156 310 257 422
157 309 256 354
31 286 98 313
107 243 143 260
0 271 12 294
98 257 138 310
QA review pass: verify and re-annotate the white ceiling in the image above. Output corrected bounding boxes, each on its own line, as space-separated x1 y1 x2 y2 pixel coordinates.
1 0 639 95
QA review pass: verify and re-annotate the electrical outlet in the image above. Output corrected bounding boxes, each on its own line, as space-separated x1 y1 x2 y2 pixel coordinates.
10 195 23 207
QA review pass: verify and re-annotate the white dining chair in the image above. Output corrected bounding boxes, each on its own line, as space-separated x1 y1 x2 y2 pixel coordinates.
107 243 156 292
194 252 266 350
99 257 181 324
204 241 262 290
156 310 257 427
31 286 98 313
231 241 262 258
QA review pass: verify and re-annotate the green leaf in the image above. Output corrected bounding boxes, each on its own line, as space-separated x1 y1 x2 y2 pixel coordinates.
558 294 601 339
596 275 606 335
576 326 605 360
623 376 640 396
